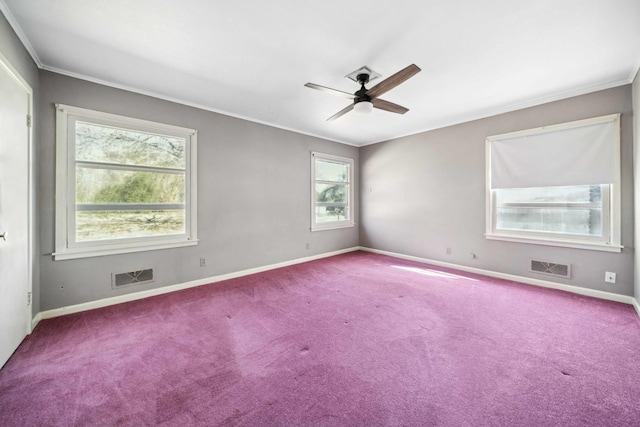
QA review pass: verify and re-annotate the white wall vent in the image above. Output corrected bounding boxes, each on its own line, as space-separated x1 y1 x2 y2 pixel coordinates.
530 260 571 278
112 268 154 289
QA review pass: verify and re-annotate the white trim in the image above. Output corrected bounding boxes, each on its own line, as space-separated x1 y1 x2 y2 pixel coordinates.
633 298 640 318
484 233 623 253
31 312 42 331
487 113 620 142
56 103 198 135
54 104 198 260
359 77 633 147
0 0 632 149
0 50 35 336
311 152 355 231
627 63 640 86
358 247 638 309
37 247 360 320
53 239 198 260
42 66 359 147
311 222 357 232
32 246 640 322
0 0 43 68
485 114 621 251
42 67 634 149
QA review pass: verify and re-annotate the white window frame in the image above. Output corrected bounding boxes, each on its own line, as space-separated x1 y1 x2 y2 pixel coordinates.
54 104 198 260
311 152 355 231
485 115 621 253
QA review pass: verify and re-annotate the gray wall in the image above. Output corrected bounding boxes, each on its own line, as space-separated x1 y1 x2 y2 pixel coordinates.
5 7 637 311
0 13 40 315
633 70 640 302
0 14 37 85
38 71 359 310
360 86 635 296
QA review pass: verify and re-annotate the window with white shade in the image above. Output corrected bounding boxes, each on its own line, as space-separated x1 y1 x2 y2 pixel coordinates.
485 114 621 252
311 152 354 231
55 104 198 260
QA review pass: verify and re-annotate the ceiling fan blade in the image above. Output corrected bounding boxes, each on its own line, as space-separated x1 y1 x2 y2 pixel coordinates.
372 98 409 114
327 104 354 121
366 64 421 98
305 83 355 99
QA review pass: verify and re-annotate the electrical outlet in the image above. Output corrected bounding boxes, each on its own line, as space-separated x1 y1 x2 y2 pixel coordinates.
446 247 451 255
200 257 206 267
605 271 616 284
305 243 309 250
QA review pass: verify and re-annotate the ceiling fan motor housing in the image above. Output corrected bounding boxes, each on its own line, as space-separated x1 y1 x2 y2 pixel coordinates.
354 73 372 105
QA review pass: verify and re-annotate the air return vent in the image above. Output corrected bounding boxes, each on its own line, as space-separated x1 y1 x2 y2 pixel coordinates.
530 260 571 278
112 268 154 289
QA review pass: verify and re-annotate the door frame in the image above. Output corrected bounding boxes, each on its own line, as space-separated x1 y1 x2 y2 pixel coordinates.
0 50 34 334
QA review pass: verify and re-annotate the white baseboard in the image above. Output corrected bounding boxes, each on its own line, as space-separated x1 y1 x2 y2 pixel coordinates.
633 298 640 318
31 312 42 332
358 246 638 309
36 247 360 321
31 245 640 324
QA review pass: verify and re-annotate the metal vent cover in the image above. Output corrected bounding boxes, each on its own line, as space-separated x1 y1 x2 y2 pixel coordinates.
530 260 571 278
112 268 154 289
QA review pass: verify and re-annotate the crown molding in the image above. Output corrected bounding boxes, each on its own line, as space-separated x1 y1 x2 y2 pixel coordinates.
0 0 43 68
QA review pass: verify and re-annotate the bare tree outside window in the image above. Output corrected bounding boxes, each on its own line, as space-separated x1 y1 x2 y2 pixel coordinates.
75 122 187 241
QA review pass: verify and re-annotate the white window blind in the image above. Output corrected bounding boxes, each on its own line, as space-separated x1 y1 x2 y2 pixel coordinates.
488 114 620 189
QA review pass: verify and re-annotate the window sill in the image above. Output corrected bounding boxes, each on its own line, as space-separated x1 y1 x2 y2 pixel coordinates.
53 239 198 260
311 222 355 232
485 233 622 253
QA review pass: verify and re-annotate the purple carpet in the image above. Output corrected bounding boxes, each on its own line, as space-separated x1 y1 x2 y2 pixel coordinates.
1 251 639 426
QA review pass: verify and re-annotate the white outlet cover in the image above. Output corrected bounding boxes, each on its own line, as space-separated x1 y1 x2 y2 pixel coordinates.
605 272 616 283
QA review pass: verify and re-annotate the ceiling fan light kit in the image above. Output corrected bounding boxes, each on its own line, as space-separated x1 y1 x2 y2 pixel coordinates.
354 101 374 114
353 73 374 114
305 64 421 121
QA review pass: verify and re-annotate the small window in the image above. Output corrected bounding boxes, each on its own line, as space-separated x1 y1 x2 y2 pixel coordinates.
486 114 621 252
311 152 355 231
55 104 198 260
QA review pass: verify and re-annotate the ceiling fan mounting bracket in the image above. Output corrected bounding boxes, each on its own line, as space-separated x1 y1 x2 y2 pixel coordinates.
356 73 370 85
345 66 381 83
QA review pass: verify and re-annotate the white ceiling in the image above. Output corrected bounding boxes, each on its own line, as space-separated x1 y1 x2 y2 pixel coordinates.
2 0 639 146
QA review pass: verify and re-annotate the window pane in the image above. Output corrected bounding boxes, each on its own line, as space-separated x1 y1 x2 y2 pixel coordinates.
316 160 348 182
76 122 185 169
76 209 185 242
311 153 353 230
316 183 347 203
495 185 603 237
76 168 184 204
315 206 349 222
496 185 601 204
497 207 602 236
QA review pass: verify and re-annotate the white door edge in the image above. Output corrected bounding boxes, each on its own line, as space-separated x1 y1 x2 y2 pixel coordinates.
0 50 34 337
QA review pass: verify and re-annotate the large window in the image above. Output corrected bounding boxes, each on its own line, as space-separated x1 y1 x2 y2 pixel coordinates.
311 152 354 231
486 114 621 252
55 104 197 260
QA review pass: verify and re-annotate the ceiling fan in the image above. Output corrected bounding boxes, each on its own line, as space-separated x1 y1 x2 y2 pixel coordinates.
304 64 421 121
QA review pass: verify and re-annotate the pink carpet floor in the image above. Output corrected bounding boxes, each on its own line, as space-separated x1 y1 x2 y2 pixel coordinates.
1 251 640 426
